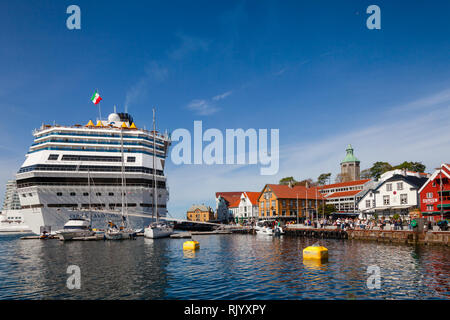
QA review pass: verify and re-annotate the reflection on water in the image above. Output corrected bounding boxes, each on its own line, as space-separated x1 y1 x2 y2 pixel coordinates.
0 234 449 299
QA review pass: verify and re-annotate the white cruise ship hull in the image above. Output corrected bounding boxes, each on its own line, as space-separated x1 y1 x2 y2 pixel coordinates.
21 207 159 235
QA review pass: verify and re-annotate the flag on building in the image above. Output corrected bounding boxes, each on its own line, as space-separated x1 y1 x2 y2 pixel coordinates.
91 90 102 105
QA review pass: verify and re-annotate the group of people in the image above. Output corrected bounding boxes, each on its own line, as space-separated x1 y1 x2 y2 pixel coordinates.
300 217 417 231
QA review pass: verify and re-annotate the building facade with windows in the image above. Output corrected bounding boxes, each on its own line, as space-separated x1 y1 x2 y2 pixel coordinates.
215 192 245 222
358 171 428 218
418 164 450 220
258 184 325 221
186 204 215 222
319 179 372 213
233 192 260 222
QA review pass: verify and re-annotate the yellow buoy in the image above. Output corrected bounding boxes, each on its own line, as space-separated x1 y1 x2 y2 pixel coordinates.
303 245 328 261
183 240 200 250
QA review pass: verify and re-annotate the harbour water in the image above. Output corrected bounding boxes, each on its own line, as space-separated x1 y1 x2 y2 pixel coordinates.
0 233 449 300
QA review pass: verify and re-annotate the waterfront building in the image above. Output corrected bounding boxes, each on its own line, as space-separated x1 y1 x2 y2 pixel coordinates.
215 192 245 222
15 112 171 234
258 184 325 221
186 204 215 222
319 179 372 212
340 144 361 182
357 169 428 218
418 164 450 220
234 192 260 223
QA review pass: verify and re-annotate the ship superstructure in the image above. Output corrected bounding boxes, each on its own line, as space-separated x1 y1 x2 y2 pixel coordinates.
16 112 171 234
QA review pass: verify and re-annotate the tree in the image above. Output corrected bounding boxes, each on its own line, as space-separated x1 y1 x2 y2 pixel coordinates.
360 168 372 179
296 178 317 187
335 173 351 183
279 177 296 185
317 173 331 185
369 161 393 179
318 204 337 216
393 161 426 173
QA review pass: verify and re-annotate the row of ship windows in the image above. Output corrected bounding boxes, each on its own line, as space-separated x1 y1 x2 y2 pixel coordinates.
20 203 166 209
18 164 164 176
48 154 135 162
35 132 166 146
29 147 165 158
21 192 163 197
33 139 165 151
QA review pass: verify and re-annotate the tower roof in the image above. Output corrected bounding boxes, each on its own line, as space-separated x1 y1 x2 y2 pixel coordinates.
341 144 359 163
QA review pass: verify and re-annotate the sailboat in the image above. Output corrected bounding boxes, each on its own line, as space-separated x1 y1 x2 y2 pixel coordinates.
105 118 136 240
144 109 173 239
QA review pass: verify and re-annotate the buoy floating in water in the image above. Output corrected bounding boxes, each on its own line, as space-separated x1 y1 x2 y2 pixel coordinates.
183 240 200 250
303 244 328 261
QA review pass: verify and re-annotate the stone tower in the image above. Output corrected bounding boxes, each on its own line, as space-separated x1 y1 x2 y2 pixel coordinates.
340 144 360 182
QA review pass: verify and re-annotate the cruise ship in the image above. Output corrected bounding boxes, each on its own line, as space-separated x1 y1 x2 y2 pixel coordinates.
15 111 171 235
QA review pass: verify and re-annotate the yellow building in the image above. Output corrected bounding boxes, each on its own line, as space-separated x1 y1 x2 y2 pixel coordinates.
258 184 325 220
187 204 215 222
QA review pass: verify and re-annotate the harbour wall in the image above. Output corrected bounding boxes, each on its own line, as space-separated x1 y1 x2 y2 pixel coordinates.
284 227 450 246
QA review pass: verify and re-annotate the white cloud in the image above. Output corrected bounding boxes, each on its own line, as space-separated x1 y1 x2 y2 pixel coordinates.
124 61 168 112
186 99 220 116
212 90 232 101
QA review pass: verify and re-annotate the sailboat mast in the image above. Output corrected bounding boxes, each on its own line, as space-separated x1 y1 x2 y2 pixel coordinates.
120 128 125 221
88 169 92 223
153 108 158 223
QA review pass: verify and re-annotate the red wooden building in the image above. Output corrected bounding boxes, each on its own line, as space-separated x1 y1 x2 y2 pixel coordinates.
418 164 450 221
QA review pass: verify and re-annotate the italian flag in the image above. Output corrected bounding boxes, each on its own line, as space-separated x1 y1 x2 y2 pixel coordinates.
91 90 102 105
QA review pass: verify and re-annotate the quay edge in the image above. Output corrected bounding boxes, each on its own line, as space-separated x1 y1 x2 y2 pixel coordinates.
284 227 450 246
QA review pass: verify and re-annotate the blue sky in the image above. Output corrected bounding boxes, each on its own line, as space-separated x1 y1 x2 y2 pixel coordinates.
1 1 450 217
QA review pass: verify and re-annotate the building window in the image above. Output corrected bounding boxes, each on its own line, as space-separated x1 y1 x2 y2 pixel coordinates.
83 193 89 196
397 182 403 190
48 154 59 160
426 192 433 199
70 192 76 196
96 192 102 196
386 184 392 191
56 192 62 196
366 200 371 208
282 200 286 207
109 192 114 196
372 200 376 207
127 156 136 162
271 200 275 207
383 195 390 205
400 194 407 205
427 205 434 211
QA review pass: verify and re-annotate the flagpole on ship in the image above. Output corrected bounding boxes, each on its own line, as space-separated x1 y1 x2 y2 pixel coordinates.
97 88 102 121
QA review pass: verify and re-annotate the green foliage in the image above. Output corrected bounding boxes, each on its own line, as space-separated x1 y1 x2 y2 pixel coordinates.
279 177 296 185
317 173 331 185
318 204 336 215
393 161 426 173
370 162 393 179
392 213 400 220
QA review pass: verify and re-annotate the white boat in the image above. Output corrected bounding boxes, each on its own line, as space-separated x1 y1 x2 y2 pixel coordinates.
104 220 136 240
144 110 173 239
255 221 274 235
57 217 95 240
144 222 173 239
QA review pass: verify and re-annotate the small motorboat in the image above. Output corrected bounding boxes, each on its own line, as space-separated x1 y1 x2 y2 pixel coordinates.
57 217 95 240
255 221 274 236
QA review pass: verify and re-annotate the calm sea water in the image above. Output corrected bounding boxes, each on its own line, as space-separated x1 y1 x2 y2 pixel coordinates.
0 233 449 300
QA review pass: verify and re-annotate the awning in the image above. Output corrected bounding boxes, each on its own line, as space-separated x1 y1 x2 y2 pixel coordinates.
437 204 450 209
